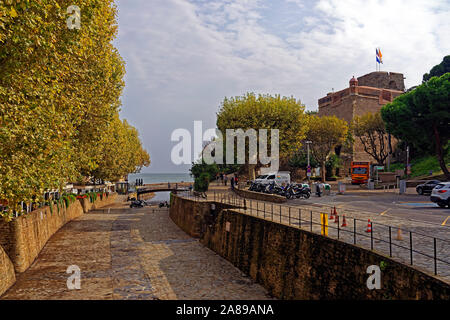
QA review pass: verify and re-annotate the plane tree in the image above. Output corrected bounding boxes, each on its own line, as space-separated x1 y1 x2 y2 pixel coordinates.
305 115 348 182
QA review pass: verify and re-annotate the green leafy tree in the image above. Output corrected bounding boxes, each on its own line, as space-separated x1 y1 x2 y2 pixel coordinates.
216 93 308 179
194 173 210 192
423 55 450 82
92 115 150 182
0 1 149 218
190 162 219 181
288 149 319 169
381 73 450 179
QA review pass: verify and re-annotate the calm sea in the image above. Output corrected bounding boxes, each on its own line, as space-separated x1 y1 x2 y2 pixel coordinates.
127 173 193 185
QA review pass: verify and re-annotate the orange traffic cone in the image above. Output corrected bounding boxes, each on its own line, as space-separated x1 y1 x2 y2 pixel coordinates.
395 228 403 240
365 219 372 233
329 208 334 221
341 214 347 227
333 206 338 216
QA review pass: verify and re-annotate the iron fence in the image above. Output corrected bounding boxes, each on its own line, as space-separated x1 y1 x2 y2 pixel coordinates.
178 190 450 279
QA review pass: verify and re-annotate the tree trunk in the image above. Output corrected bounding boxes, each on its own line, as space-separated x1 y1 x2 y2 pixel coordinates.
248 164 256 181
321 161 326 182
433 124 450 179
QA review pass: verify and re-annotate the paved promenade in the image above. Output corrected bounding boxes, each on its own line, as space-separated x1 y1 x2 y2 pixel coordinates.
2 200 271 300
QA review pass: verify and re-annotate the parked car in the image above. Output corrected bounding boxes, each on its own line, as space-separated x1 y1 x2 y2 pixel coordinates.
416 180 441 195
430 182 450 208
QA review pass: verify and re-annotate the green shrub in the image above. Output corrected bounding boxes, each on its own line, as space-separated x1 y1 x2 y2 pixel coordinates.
194 173 210 192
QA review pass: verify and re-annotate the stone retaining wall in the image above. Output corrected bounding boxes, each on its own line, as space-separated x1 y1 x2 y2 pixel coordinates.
0 245 15 296
233 188 287 203
170 194 450 300
0 193 117 296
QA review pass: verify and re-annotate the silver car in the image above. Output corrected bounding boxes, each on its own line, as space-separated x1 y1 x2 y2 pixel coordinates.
430 182 450 208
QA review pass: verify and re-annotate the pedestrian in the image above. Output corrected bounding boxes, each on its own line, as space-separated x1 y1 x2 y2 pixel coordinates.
224 175 228 186
231 177 235 190
315 181 322 197
220 173 224 185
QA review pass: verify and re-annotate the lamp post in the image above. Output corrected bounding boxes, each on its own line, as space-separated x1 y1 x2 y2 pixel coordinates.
406 145 410 179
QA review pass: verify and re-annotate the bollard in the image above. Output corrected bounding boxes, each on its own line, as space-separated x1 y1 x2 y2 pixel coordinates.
389 226 392 257
299 208 301 228
434 238 437 275
337 216 340 239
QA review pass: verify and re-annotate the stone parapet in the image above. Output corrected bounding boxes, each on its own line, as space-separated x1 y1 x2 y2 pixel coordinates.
0 193 117 295
170 194 450 299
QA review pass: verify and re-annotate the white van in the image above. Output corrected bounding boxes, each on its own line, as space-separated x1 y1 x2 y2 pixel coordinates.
254 172 291 186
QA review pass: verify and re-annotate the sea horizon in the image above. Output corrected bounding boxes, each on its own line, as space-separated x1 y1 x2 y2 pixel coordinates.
128 172 194 184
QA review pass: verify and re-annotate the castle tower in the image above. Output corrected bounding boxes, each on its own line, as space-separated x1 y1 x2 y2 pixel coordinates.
318 71 405 173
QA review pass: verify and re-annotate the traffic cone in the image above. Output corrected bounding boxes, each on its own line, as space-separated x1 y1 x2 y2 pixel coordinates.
365 219 372 233
395 228 403 240
333 206 338 216
329 208 334 221
341 214 347 227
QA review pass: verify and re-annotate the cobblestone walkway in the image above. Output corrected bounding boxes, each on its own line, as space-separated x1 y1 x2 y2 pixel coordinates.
2 202 271 300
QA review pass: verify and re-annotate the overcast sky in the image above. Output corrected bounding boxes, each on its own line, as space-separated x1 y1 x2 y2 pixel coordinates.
113 0 450 173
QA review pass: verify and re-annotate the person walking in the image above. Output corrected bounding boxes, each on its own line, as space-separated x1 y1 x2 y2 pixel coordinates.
315 181 322 197
224 175 228 186
230 176 235 190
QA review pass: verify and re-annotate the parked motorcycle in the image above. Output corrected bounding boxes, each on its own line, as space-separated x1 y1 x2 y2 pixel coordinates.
249 181 260 191
159 201 170 208
287 184 311 199
130 199 146 208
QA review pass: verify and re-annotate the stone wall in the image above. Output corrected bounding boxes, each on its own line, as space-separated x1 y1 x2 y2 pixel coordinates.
0 245 15 296
0 193 117 296
170 195 450 300
79 193 117 213
233 188 287 203
357 71 405 91
169 195 237 238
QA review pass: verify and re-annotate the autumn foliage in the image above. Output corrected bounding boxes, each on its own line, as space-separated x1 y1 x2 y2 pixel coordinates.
0 1 149 216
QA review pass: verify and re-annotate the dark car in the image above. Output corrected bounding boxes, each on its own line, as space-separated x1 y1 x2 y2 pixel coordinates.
416 180 441 195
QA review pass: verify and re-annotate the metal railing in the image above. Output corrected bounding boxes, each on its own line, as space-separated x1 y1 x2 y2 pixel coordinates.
178 190 450 280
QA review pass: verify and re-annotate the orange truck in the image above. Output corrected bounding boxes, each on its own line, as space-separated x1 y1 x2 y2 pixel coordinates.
351 161 371 184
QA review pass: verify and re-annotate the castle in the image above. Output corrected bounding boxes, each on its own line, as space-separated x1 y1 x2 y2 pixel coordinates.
318 71 405 173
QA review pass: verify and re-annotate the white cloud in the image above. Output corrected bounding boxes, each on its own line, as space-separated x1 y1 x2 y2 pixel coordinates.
114 0 450 172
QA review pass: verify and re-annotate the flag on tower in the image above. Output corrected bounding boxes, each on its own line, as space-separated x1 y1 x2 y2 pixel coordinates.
376 48 383 64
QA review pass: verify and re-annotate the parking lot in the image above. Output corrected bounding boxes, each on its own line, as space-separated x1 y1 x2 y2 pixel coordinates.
292 187 450 227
